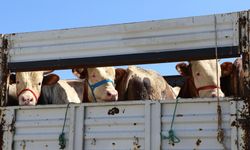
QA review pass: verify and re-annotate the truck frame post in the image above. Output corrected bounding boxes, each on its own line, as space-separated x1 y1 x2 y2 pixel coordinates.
0 35 9 107
239 10 250 150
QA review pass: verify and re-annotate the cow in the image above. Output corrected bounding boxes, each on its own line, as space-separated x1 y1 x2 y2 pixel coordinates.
220 58 244 97
40 80 82 104
8 71 83 106
176 59 225 98
175 63 198 98
72 67 118 102
115 66 180 101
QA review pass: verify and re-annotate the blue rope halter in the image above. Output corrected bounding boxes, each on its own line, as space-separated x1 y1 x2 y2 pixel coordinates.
87 79 114 102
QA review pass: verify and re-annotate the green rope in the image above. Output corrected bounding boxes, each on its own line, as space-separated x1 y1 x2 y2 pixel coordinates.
59 103 71 149
162 98 180 145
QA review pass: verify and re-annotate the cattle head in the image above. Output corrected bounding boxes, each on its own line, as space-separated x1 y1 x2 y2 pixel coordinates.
10 71 59 106
221 62 233 77
190 60 224 97
176 59 224 98
176 63 198 98
73 67 118 102
221 58 244 97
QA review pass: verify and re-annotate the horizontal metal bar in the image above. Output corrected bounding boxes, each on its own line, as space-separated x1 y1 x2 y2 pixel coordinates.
8 46 239 71
5 11 242 71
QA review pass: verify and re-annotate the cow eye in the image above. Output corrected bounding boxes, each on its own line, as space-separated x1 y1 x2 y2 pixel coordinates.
38 82 41 85
16 81 20 84
196 72 200 76
92 74 96 78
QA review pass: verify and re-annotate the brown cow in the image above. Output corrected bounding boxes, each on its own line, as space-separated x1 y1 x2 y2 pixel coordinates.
115 66 179 100
221 58 244 97
175 63 198 98
176 59 224 98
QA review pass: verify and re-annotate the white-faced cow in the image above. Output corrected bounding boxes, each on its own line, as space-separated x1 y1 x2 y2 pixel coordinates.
115 66 180 100
72 67 118 102
10 71 81 105
9 71 59 105
176 59 225 98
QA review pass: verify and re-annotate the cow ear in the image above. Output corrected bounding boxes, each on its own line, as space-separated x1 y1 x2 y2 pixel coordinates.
72 68 87 79
9 74 16 84
42 74 60 85
115 68 127 83
176 63 190 76
221 62 233 77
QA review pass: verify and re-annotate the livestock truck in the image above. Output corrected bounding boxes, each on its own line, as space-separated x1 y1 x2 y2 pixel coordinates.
0 10 249 150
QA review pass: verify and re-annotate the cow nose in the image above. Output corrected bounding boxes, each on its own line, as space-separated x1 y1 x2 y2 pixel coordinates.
107 90 118 99
22 96 34 104
212 94 217 98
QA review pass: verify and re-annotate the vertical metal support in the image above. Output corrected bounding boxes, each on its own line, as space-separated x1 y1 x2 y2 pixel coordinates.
0 34 8 107
239 11 250 96
68 106 76 150
151 101 161 150
0 108 15 150
74 105 84 150
144 101 151 150
230 100 239 150
239 10 250 150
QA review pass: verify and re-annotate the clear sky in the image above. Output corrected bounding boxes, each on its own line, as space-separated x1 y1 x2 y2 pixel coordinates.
1 1 249 79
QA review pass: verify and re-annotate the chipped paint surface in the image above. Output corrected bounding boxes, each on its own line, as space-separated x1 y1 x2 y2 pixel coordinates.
239 10 250 150
238 101 250 150
0 35 8 107
0 99 246 149
0 109 4 149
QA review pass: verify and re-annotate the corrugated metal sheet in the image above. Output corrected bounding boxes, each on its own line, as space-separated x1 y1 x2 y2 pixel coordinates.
6 12 239 64
13 106 71 150
161 99 233 150
0 98 244 150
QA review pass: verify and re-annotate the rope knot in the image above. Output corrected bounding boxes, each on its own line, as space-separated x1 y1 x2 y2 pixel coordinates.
162 129 180 145
58 103 72 149
59 132 66 149
162 98 181 145
217 128 224 143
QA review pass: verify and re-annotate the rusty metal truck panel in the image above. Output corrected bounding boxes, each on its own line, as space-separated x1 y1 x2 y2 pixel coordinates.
0 99 245 150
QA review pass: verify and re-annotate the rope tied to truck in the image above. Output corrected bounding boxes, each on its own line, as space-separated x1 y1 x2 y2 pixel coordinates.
59 103 72 149
214 15 227 150
162 98 180 145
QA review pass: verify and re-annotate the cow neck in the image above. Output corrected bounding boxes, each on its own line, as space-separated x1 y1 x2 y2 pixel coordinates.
83 79 98 103
83 68 92 103
17 88 39 102
83 80 90 103
82 68 97 103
